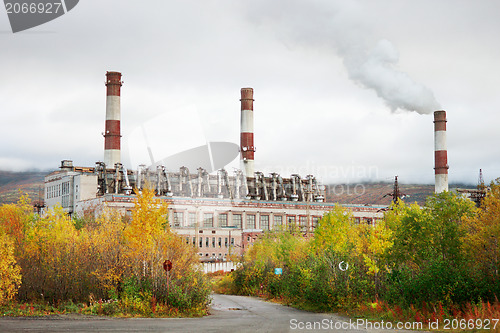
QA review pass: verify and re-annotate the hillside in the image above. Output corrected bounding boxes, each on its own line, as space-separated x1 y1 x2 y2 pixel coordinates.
0 170 48 204
326 182 476 206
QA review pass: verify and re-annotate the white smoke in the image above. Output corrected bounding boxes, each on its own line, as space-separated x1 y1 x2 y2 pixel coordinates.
246 0 440 114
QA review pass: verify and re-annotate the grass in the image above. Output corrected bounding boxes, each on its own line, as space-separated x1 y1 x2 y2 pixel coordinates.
0 300 85 317
0 298 208 318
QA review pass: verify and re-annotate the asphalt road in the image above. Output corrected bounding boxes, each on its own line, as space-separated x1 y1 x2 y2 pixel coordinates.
0 294 418 332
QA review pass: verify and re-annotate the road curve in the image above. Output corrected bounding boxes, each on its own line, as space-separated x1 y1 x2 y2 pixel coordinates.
0 294 417 332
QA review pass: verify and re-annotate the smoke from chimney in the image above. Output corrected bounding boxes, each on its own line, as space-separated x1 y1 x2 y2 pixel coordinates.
246 0 440 114
104 71 122 168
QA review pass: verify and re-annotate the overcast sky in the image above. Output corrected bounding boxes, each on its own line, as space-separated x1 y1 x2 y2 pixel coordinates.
1 0 499 185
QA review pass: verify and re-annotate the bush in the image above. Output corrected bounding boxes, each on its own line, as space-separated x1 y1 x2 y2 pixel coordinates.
0 189 210 317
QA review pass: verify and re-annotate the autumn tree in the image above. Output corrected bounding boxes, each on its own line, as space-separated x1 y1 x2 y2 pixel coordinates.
312 204 354 255
122 187 210 308
0 226 22 305
0 194 35 256
384 193 478 305
462 179 500 298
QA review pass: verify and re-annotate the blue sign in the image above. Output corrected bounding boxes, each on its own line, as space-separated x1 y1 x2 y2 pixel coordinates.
274 268 282 275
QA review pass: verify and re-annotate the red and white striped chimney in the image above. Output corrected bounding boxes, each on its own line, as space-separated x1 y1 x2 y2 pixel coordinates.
104 71 122 168
240 88 255 177
434 110 448 193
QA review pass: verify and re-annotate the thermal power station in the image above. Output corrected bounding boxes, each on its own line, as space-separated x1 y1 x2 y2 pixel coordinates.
44 71 425 261
434 110 449 193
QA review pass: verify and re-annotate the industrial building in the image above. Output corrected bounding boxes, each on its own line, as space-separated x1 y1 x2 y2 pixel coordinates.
43 71 403 260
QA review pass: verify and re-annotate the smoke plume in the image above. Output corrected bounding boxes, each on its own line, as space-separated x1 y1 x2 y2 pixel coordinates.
246 0 440 114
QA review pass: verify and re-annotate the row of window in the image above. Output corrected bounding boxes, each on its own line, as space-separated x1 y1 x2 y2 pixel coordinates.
172 211 321 230
46 181 71 199
186 236 235 248
199 253 225 258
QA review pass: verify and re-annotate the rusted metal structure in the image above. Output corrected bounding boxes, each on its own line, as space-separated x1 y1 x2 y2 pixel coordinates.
383 176 406 205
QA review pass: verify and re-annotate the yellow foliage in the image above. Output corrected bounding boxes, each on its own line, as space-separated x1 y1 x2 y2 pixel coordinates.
462 179 500 275
312 205 354 255
0 227 22 305
85 206 128 293
354 221 393 276
0 193 34 253
124 188 169 262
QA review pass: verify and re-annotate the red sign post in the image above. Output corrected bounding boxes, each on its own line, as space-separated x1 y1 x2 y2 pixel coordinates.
163 260 172 305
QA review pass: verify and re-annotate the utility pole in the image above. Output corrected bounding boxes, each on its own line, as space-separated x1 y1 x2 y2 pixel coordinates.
383 176 407 206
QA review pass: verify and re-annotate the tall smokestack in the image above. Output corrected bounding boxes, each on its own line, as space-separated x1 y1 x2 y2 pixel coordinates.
104 71 122 168
434 110 448 193
240 88 255 177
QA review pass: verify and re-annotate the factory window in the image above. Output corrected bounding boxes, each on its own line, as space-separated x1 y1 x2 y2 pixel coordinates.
299 216 308 231
199 237 203 248
231 238 234 246
225 237 228 248
287 215 296 226
186 237 189 244
273 215 283 227
355 217 360 224
63 195 71 208
189 212 197 227
203 213 214 227
218 237 221 247
312 216 320 229
173 212 184 227
212 237 216 248
192 237 196 246
62 181 69 195
205 237 209 247
366 218 373 225
233 214 242 228
247 215 256 229
261 215 269 230
218 213 228 227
